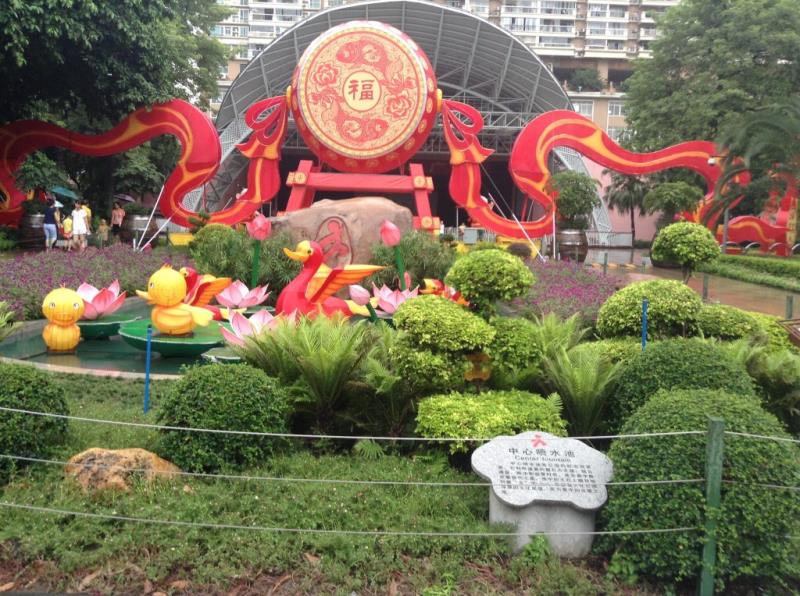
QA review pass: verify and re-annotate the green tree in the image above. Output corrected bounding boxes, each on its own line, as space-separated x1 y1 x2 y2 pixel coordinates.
0 1 229 216
603 172 652 241
643 182 704 231
624 0 800 151
568 69 604 92
546 171 600 230
651 222 720 282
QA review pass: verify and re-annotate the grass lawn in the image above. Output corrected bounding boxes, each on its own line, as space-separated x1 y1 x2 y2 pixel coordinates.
0 373 648 594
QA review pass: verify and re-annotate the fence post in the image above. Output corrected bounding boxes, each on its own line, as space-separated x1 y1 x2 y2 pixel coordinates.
641 298 649 351
603 252 608 275
702 274 709 301
786 295 794 320
143 325 153 414
699 417 725 596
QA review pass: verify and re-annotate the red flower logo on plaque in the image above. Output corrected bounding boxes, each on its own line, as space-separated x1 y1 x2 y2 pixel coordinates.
290 21 439 174
312 63 340 87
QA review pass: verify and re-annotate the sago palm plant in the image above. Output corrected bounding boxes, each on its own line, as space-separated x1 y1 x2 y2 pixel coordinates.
544 344 622 437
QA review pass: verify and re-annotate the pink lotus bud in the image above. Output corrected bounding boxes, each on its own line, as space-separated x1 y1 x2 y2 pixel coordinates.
403 271 412 289
349 284 371 306
380 220 401 247
246 213 272 241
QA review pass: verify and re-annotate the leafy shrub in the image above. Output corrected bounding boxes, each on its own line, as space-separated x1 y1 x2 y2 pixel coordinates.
0 244 188 320
506 259 617 327
506 242 532 260
189 224 301 301
0 363 68 483
488 317 543 374
596 279 702 339
695 304 763 341
530 313 588 362
599 388 800 589
444 249 534 316
233 316 376 433
157 364 289 471
651 222 719 281
546 171 600 230
416 390 566 453
368 230 455 287
699 259 800 293
544 345 622 436
607 338 757 432
0 300 22 342
393 295 495 353
715 254 800 278
747 311 796 352
391 337 469 397
580 338 641 366
0 228 16 251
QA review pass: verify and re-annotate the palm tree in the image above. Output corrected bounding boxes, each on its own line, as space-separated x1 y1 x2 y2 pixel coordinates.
712 97 800 224
603 171 652 242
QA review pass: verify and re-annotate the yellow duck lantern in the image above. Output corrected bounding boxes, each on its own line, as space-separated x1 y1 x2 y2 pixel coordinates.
136 265 214 335
42 287 85 352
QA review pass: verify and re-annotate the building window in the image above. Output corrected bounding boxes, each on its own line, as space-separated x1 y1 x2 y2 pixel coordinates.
607 126 627 142
608 101 626 117
239 9 249 21
588 21 605 35
588 3 607 17
572 100 594 118
308 0 321 7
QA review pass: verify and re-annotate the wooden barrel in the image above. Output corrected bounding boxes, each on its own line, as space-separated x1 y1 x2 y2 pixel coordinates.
21 213 45 248
556 229 589 262
121 215 159 244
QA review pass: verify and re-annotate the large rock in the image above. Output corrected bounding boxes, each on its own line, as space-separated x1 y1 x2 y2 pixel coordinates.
271 197 413 267
65 448 181 492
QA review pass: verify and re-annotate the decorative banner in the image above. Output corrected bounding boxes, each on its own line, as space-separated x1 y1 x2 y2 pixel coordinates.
290 21 438 173
504 110 749 239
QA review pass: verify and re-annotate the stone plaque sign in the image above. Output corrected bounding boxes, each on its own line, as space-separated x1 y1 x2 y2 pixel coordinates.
471 431 614 556
472 431 612 509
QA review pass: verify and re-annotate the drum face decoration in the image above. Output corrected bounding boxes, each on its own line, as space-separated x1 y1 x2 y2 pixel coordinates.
291 21 438 173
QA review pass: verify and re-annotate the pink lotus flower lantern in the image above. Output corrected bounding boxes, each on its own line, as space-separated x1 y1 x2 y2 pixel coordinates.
348 284 372 306
76 280 127 320
246 213 272 241
372 284 418 315
215 280 270 309
220 310 278 347
379 220 402 247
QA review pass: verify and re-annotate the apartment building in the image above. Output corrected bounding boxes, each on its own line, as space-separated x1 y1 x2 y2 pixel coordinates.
211 0 679 136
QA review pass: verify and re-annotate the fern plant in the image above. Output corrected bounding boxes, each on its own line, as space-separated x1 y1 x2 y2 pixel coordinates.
0 301 21 343
544 344 622 436
531 313 589 362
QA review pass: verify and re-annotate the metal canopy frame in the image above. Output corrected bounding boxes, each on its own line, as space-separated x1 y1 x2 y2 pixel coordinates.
195 0 610 237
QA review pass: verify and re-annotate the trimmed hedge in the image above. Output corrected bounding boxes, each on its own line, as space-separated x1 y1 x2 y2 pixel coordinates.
695 304 763 341
444 249 534 316
599 388 800 589
596 279 702 338
416 390 566 453
157 364 289 471
390 336 469 396
606 338 757 432
699 259 800 293
579 338 641 366
393 295 495 353
0 363 68 484
488 316 543 374
651 222 719 277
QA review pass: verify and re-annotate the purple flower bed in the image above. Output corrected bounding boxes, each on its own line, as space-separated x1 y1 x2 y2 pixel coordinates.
507 260 619 326
0 245 190 320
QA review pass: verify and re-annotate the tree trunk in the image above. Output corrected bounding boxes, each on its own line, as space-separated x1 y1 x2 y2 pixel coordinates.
630 208 636 246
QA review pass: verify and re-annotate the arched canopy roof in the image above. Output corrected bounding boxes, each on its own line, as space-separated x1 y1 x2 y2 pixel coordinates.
216 0 571 131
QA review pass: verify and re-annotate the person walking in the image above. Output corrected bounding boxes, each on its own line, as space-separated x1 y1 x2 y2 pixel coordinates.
111 201 125 242
71 200 89 252
42 198 58 251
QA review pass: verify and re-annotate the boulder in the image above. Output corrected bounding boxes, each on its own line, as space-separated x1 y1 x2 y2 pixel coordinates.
64 448 181 492
271 197 413 268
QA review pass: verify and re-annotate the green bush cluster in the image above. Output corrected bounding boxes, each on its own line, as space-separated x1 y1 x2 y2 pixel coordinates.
393 295 495 353
416 390 566 453
699 258 800 293
695 304 762 341
596 279 702 338
599 388 800 589
157 364 289 471
579 338 641 366
189 224 301 299
444 249 534 316
391 295 495 396
717 254 800 278
488 316 543 375
368 230 456 287
747 311 796 352
651 222 719 280
0 363 68 483
607 338 756 432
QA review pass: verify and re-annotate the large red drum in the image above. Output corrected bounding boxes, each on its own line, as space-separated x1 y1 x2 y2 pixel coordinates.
290 21 439 174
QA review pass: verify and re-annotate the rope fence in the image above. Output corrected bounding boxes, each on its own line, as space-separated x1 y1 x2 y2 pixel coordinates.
0 453 705 488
